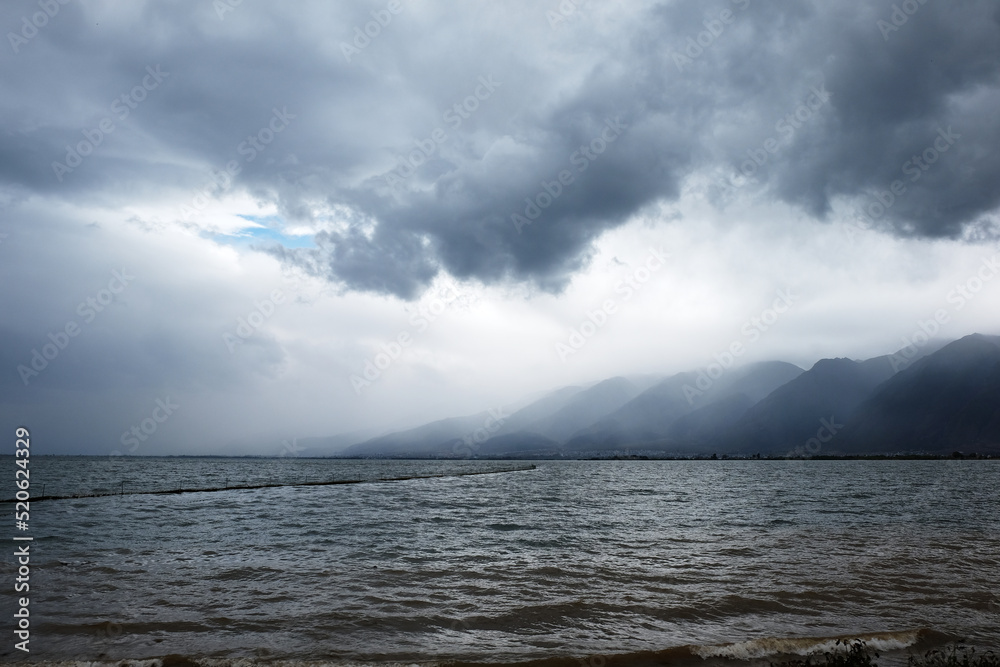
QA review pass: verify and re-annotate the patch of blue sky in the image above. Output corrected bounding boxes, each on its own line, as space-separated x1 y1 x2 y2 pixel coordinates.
210 215 315 249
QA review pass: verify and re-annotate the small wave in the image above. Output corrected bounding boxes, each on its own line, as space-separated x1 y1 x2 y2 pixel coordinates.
10 628 947 667
691 628 934 660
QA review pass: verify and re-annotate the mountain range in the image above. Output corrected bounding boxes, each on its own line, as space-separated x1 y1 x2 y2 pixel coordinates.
321 334 1000 458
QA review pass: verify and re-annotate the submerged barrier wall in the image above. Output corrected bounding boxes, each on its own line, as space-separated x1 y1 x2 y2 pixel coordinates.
0 464 537 504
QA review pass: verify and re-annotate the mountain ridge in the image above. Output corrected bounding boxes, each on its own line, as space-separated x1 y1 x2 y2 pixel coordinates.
337 334 1000 458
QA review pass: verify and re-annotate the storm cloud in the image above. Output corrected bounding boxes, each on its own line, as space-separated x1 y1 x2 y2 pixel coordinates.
2 0 998 298
2 0 999 455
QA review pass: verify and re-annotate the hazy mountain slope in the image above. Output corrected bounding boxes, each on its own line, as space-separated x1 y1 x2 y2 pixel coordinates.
344 384 588 457
721 357 897 454
667 362 814 447
719 361 808 404
562 371 700 450
564 361 803 451
509 376 644 442
336 335 1000 458
834 334 1000 454
489 385 586 435
343 411 495 457
667 393 757 446
860 338 951 377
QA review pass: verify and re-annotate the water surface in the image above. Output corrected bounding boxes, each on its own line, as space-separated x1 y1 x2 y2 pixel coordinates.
2 458 998 665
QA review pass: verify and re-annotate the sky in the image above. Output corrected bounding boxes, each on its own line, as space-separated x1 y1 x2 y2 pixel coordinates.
1 0 998 456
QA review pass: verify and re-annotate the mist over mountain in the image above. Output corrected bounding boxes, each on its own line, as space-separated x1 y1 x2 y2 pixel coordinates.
342 411 500 458
495 376 650 443
342 375 655 458
334 334 1000 458
563 361 804 452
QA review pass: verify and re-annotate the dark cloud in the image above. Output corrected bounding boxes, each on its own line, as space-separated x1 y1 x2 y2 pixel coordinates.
1 0 998 300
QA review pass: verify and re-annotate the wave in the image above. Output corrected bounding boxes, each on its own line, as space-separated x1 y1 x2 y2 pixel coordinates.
9 628 950 667
691 628 940 660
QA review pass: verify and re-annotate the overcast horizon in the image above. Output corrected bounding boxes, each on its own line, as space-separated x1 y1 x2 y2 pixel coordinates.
2 0 999 455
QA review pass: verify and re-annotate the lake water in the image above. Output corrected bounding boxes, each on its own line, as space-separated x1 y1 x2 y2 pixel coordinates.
2 457 998 666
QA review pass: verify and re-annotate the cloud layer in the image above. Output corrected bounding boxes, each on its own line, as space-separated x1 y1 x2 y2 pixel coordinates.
3 0 998 298
2 0 999 454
